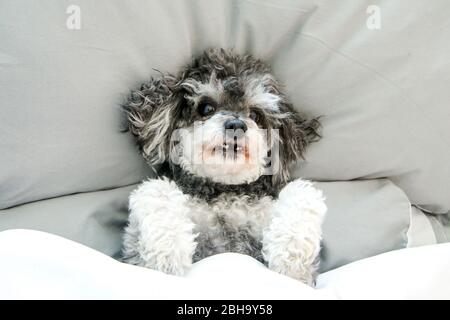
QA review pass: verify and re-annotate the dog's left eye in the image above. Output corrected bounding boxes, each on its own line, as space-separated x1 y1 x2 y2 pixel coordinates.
249 110 259 122
197 103 215 116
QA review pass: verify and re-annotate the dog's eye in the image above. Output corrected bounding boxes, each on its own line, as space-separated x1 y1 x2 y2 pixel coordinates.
197 103 215 116
249 110 259 122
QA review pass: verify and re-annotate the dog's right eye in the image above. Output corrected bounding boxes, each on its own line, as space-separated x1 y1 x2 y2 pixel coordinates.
197 103 215 116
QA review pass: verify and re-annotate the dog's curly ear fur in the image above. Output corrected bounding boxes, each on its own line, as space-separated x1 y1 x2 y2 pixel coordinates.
276 101 321 183
123 74 181 164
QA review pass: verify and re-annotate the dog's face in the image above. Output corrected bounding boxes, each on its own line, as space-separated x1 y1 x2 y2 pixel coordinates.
124 49 320 185
173 72 282 185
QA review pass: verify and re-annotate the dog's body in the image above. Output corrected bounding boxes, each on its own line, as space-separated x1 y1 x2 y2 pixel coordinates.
123 176 325 285
121 49 326 285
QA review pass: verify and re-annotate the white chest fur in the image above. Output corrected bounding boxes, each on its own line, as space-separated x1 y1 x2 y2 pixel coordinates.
187 194 275 262
188 194 274 238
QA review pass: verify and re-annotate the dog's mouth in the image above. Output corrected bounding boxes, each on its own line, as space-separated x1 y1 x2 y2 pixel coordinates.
213 142 243 153
210 140 249 160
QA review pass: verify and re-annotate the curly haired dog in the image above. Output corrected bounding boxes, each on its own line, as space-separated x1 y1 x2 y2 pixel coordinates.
121 48 326 285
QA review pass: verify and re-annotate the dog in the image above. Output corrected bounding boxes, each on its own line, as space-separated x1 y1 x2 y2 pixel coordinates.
121 48 326 286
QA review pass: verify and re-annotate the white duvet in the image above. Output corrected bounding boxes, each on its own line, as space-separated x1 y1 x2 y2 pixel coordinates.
0 229 449 300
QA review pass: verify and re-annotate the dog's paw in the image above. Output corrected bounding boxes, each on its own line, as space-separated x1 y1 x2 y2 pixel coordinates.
264 179 325 286
135 220 197 276
262 221 319 286
141 250 194 276
123 226 197 276
279 179 326 217
273 264 316 287
124 178 197 276
136 212 197 276
129 178 189 212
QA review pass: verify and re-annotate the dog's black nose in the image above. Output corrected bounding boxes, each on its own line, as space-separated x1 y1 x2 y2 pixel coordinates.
224 119 247 132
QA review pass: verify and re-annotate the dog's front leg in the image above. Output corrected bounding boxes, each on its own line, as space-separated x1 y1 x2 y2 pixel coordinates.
122 179 197 276
262 179 326 286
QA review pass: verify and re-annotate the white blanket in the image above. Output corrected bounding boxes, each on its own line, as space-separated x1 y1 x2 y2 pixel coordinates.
0 229 449 300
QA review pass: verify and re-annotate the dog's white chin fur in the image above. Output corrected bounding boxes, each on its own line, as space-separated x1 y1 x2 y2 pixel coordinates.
188 160 265 185
175 114 269 185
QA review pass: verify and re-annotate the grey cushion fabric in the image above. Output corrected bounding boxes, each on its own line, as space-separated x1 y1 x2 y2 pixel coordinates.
0 185 136 258
0 180 411 272
288 0 450 214
317 180 410 271
426 214 450 244
407 207 438 248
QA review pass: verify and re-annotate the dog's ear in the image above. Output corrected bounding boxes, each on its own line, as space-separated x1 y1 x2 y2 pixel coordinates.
275 101 321 182
123 73 182 164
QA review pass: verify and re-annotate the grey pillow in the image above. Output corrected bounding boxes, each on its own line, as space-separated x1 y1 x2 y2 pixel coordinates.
0 0 315 209
283 0 450 213
317 180 410 271
0 185 136 258
1 0 449 213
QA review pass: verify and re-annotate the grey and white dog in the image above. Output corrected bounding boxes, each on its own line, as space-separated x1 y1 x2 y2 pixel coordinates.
121 48 326 285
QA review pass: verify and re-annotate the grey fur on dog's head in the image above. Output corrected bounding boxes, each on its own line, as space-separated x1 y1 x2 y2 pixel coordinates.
123 48 320 198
